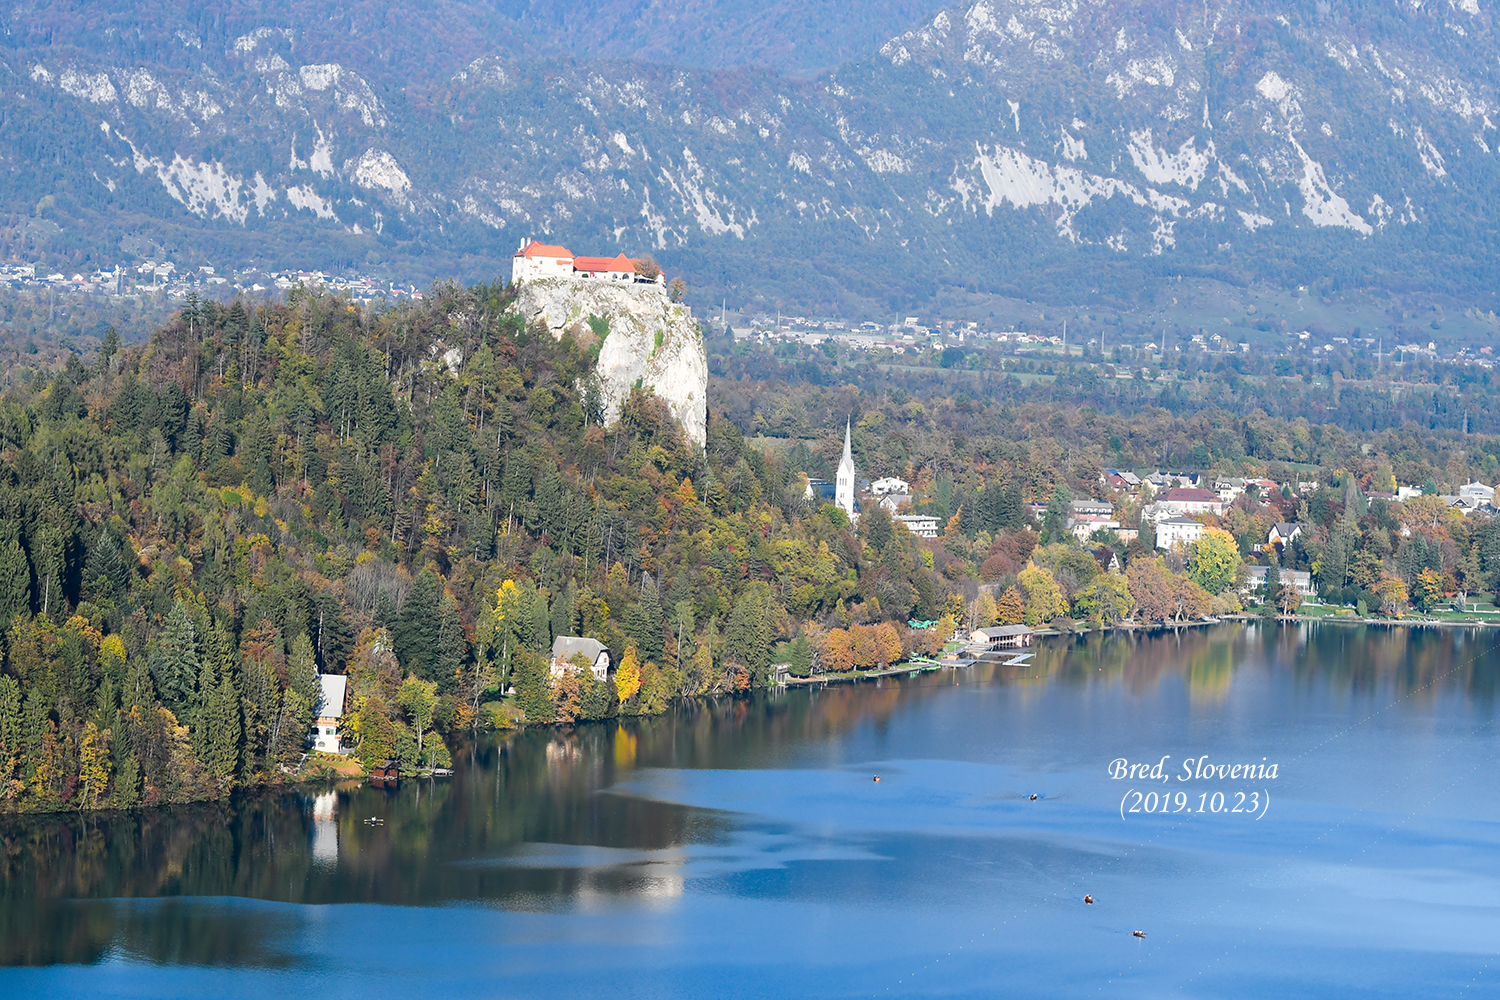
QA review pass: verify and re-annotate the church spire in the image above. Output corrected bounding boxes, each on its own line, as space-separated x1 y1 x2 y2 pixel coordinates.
836 416 856 520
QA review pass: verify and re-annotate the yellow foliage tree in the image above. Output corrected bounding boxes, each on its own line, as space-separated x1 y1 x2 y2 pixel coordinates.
1018 563 1066 626
615 645 642 704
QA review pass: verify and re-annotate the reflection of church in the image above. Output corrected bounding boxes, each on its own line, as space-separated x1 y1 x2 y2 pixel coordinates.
806 419 860 524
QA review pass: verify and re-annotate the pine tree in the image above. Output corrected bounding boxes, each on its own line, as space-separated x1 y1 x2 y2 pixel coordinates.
0 675 21 785
393 569 440 679
626 575 664 663
726 585 772 682
289 633 319 707
0 535 30 627
434 588 467 689
151 601 201 718
204 671 242 784
191 654 220 761
124 648 156 712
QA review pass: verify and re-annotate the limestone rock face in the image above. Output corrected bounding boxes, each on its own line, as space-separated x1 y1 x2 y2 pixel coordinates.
512 278 707 449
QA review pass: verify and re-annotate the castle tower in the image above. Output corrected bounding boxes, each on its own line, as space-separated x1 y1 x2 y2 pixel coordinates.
836 418 856 518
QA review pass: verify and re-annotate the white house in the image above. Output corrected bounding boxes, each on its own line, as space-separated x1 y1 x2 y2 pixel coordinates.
1149 487 1226 520
1069 515 1120 541
1268 523 1301 548
895 514 941 538
1244 567 1317 597
312 674 348 754
1071 498 1114 517
878 492 912 514
511 240 575 283
871 476 910 496
1155 517 1206 550
550 636 611 681
1459 482 1494 506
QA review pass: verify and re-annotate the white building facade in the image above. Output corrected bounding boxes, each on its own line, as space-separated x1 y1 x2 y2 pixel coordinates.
836 420 856 521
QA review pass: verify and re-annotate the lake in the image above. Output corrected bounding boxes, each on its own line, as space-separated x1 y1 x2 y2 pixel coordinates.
3 623 1498 998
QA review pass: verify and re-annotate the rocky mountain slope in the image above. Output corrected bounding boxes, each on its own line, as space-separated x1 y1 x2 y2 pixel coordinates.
6 1 1500 316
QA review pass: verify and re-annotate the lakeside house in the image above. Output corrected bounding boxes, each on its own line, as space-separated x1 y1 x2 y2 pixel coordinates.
1244 567 1317 598
871 477 910 496
550 636 611 681
312 674 348 754
968 625 1035 649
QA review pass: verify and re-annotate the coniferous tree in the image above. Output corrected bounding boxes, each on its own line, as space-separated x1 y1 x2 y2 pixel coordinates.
289 633 319 707
0 535 30 628
626 575 664 664
393 569 440 680
204 671 242 784
151 601 201 718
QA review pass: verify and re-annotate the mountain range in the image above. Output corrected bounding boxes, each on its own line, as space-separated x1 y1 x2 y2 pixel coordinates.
6 0 1500 322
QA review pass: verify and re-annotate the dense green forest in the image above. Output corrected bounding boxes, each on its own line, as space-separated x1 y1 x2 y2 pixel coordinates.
5 275 1500 814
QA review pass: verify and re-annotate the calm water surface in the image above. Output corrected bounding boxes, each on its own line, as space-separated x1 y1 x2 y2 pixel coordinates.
3 623 1499 998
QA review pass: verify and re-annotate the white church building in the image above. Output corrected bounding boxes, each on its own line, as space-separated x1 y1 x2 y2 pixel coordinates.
806 420 859 524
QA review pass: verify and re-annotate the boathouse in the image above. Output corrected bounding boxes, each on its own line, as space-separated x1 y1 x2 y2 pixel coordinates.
968 625 1034 649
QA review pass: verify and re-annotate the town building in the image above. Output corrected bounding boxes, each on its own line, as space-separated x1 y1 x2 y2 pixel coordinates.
1071 498 1114 517
1155 517 1206 550
871 477 910 496
1268 523 1302 549
1148 487 1226 520
550 636 610 681
1100 469 1142 492
895 514 941 538
1069 515 1121 542
1458 482 1495 506
879 492 913 514
312 674 348 754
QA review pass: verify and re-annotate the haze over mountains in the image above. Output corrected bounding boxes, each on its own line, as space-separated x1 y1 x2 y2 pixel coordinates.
7 1 1500 322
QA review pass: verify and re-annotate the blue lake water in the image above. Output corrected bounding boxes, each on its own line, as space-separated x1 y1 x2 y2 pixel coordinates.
3 623 1498 998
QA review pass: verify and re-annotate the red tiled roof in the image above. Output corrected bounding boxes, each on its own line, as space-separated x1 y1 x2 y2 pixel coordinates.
572 253 636 273
515 241 573 259
1158 487 1221 502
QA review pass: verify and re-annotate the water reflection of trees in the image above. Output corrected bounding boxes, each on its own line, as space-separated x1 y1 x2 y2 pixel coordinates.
3 624 1494 965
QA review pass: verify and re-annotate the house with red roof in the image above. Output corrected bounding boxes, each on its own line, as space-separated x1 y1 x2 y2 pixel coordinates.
511 239 663 286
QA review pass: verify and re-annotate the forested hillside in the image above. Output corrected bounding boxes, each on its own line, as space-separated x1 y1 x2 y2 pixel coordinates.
0 282 960 812
7 273 1500 813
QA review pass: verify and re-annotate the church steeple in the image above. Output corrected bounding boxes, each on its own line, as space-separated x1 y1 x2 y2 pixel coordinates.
836 416 856 519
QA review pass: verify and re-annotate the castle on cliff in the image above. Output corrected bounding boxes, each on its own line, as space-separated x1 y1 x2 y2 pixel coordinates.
512 238 666 286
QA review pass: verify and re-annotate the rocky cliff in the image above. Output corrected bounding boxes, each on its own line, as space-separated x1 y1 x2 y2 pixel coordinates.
512 279 708 449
